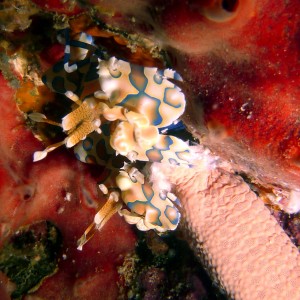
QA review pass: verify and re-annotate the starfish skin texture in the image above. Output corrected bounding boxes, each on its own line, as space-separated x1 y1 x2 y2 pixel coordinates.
158 158 300 299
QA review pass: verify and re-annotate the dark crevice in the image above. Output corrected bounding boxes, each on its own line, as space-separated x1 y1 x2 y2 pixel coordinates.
222 0 239 12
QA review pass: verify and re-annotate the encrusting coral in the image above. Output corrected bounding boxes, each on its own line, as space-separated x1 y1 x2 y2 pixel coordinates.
1 1 299 299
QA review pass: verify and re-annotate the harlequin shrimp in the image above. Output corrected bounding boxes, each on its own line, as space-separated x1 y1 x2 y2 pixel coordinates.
29 29 194 250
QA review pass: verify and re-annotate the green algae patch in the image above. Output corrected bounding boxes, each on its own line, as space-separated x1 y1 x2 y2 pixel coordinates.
0 221 62 299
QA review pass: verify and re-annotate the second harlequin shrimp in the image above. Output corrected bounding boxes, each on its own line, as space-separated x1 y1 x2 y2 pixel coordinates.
29 29 194 249
77 164 181 249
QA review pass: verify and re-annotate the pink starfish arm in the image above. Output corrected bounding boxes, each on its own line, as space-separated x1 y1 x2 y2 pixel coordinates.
159 156 300 299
